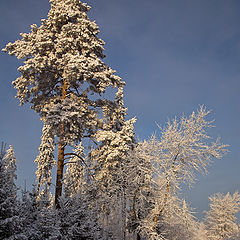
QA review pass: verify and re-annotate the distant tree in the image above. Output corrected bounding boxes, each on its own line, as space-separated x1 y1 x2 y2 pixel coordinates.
3 0 126 207
205 192 240 240
0 142 6 161
193 222 209 240
0 145 20 239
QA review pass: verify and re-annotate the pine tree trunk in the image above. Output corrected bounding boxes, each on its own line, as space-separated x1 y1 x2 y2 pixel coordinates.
122 186 126 240
55 80 67 208
136 233 141 240
55 134 65 207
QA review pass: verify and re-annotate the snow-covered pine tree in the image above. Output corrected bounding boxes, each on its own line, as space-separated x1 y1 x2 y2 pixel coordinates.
3 146 17 187
205 192 240 240
0 145 20 239
3 0 125 206
35 123 56 200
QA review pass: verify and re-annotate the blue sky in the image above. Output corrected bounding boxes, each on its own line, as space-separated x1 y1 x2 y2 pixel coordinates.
0 0 240 219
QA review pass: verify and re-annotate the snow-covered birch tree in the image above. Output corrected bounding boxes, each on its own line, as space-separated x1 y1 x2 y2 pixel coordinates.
130 107 227 239
3 0 125 206
125 143 154 239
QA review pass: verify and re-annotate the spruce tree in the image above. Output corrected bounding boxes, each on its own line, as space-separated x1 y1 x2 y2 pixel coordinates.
59 194 103 240
205 192 240 240
3 0 125 206
0 145 20 239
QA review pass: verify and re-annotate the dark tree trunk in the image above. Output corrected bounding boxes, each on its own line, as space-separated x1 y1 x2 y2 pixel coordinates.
136 233 141 240
55 80 67 208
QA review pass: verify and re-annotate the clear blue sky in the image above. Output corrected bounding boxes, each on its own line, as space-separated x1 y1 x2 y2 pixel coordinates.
0 0 240 219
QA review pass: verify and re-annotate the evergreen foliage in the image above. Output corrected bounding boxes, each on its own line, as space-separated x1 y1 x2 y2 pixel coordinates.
205 192 240 240
3 0 126 204
58 194 103 240
0 145 21 239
